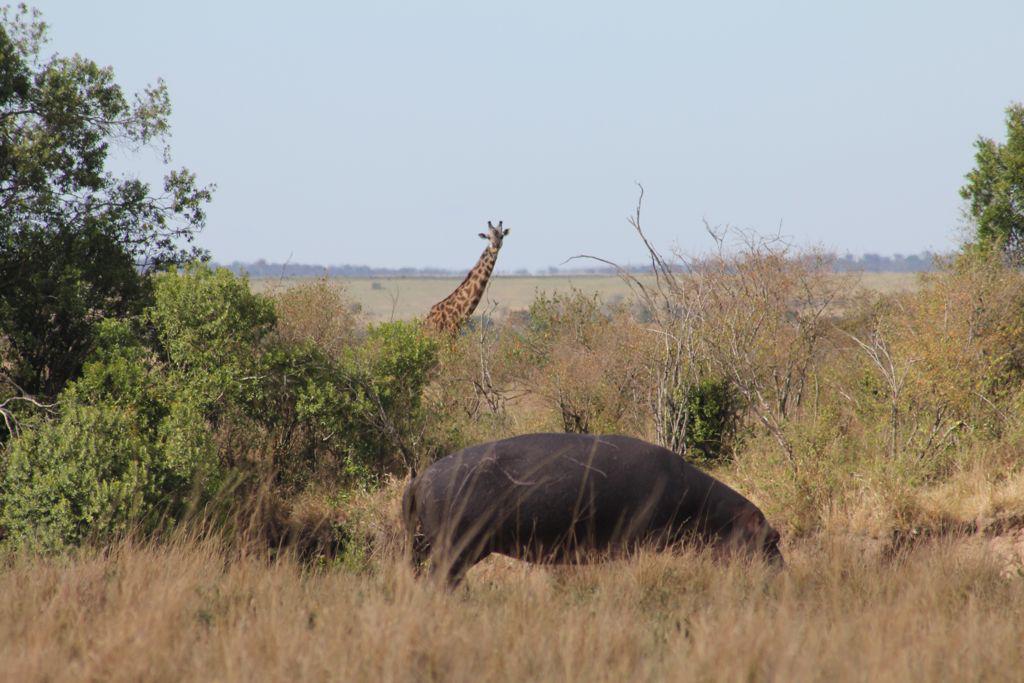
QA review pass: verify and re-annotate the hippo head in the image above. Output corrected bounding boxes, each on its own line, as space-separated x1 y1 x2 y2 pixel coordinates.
760 524 784 567
728 506 784 567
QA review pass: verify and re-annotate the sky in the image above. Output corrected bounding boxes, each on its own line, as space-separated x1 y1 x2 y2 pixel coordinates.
32 1 1024 271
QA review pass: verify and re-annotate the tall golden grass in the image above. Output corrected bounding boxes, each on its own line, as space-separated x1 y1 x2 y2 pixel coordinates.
0 527 1020 682
5 248 1023 681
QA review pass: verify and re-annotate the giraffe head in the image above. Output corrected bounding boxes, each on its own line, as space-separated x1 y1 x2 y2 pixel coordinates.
478 220 509 252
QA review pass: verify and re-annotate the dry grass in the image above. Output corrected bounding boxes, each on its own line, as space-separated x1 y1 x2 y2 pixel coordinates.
0 530 1020 682
249 273 919 322
5 258 1011 681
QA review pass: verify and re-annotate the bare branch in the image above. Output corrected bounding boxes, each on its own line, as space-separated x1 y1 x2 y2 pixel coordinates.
0 374 57 438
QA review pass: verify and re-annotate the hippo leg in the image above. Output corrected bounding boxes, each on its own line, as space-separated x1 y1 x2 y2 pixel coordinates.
409 531 430 577
431 546 490 589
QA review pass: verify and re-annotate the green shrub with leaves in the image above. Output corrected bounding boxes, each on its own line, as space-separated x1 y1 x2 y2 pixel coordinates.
675 378 740 462
149 264 276 410
61 319 169 431
1 313 223 550
0 267 442 550
334 321 439 476
1 403 162 552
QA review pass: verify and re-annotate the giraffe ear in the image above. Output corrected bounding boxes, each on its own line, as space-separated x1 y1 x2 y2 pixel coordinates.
478 232 488 239
503 228 510 236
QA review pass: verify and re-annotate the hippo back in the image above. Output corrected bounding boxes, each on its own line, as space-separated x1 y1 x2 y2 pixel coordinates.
409 433 764 563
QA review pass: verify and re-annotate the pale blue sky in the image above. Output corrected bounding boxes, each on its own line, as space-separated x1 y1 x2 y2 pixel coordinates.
34 1 1024 270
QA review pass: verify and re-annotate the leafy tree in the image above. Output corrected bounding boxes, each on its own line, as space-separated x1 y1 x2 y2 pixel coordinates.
961 103 1024 260
0 4 212 398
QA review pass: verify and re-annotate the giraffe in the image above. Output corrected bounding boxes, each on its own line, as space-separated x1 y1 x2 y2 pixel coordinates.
424 220 509 335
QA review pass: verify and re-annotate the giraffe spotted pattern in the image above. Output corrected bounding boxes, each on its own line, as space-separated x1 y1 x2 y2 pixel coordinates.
425 221 509 335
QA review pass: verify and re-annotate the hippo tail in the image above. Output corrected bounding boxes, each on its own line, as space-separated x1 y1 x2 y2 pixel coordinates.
401 478 429 573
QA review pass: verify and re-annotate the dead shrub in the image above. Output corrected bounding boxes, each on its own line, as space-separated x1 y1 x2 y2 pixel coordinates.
270 277 363 357
684 234 840 468
423 302 535 449
839 251 1024 469
520 290 653 436
581 188 840 464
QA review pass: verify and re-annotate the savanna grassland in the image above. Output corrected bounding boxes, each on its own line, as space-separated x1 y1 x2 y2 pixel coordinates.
3 243 1024 682
251 271 920 322
5 5 1024 680
1 534 1022 682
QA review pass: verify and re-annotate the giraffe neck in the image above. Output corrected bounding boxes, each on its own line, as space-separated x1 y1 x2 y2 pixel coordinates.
425 244 504 334
452 246 498 319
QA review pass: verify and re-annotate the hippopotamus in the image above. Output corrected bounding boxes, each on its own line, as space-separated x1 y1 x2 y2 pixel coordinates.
402 433 782 585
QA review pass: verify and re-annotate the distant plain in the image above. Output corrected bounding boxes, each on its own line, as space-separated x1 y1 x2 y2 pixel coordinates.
251 272 921 322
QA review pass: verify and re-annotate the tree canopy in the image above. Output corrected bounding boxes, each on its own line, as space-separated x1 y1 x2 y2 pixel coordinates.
0 4 213 398
960 103 1024 260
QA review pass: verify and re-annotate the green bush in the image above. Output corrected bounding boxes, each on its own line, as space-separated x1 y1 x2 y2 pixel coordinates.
1 393 220 553
0 266 443 551
62 318 169 432
1 403 162 552
526 290 604 344
1 313 224 550
334 321 439 476
148 264 276 410
678 378 740 462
